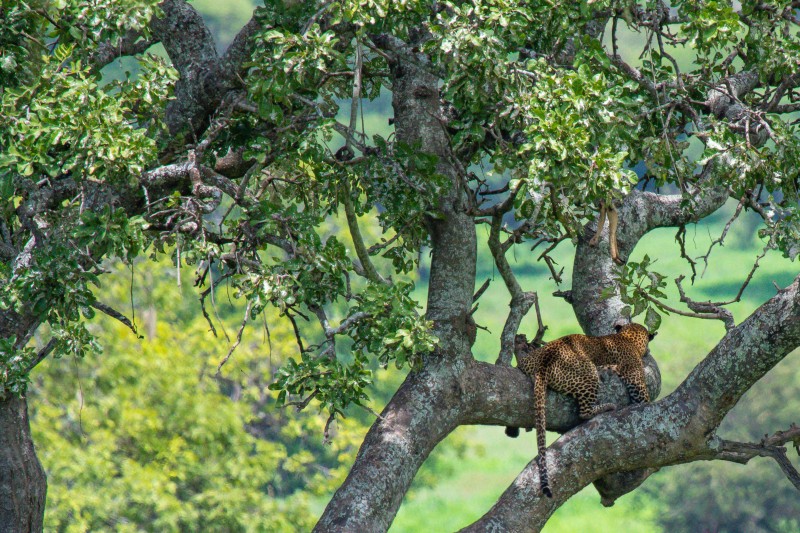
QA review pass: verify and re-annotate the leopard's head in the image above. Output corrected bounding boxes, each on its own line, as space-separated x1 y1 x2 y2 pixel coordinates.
614 323 656 355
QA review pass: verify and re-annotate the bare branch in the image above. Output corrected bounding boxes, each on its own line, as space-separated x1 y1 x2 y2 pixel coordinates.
472 278 491 304
286 389 319 410
198 286 220 338
488 214 539 365
25 338 58 374
638 288 732 327
675 225 698 283
92 301 142 338
323 412 336 445
216 301 252 374
671 276 736 330
710 425 800 491
697 196 746 277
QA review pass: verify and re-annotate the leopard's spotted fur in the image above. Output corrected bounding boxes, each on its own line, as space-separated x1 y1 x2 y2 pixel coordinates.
508 323 655 498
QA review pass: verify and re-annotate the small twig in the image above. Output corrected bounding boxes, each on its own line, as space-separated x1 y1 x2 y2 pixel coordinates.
639 286 735 330
697 195 746 278
301 0 334 34
216 301 252 374
716 233 776 306
542 254 564 284
286 311 306 354
323 412 337 445
552 289 574 304
472 278 491 304
286 389 319 410
674 276 736 330
367 231 402 254
675 225 698 284
92 301 142 338
531 293 547 346
310 306 370 359
25 337 58 373
198 287 219 337
356 402 384 421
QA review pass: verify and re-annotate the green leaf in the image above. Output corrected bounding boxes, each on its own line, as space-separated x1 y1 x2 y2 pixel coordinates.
645 307 662 332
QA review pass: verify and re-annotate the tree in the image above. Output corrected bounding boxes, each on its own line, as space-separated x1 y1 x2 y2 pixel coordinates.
1 1 799 531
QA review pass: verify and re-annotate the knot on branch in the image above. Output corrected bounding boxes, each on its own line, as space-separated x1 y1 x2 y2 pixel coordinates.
676 275 736 330
553 289 574 304
412 85 436 100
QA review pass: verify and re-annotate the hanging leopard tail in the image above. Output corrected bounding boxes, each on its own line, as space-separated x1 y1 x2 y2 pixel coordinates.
534 371 552 498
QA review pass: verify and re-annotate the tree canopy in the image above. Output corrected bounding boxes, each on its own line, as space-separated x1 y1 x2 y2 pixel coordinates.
1 0 800 531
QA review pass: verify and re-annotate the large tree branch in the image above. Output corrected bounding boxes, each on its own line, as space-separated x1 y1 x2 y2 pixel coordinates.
569 184 729 336
312 361 465 532
706 69 760 120
150 0 260 135
462 275 800 531
460 359 661 434
370 32 476 351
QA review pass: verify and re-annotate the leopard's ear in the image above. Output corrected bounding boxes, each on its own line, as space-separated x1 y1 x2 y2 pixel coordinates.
648 332 657 341
614 324 623 333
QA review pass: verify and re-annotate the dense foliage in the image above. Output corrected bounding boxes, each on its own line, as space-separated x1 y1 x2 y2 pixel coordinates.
3 0 800 427
29 261 364 531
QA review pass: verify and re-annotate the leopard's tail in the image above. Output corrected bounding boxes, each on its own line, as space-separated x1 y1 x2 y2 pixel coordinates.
534 372 552 498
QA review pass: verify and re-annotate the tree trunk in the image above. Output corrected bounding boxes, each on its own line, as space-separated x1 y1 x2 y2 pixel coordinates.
0 395 46 533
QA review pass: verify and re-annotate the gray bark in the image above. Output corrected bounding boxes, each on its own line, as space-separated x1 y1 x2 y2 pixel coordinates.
572 186 730 335
0 396 46 533
150 0 259 135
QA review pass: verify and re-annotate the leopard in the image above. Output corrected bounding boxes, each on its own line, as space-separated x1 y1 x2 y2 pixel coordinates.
506 323 656 498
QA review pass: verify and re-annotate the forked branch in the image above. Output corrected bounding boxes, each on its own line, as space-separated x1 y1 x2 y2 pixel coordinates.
710 424 800 491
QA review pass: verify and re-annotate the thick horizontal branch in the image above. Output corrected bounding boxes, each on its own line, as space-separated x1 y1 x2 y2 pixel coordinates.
460 356 661 434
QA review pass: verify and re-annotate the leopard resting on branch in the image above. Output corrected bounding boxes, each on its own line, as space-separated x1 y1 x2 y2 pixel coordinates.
507 323 656 497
